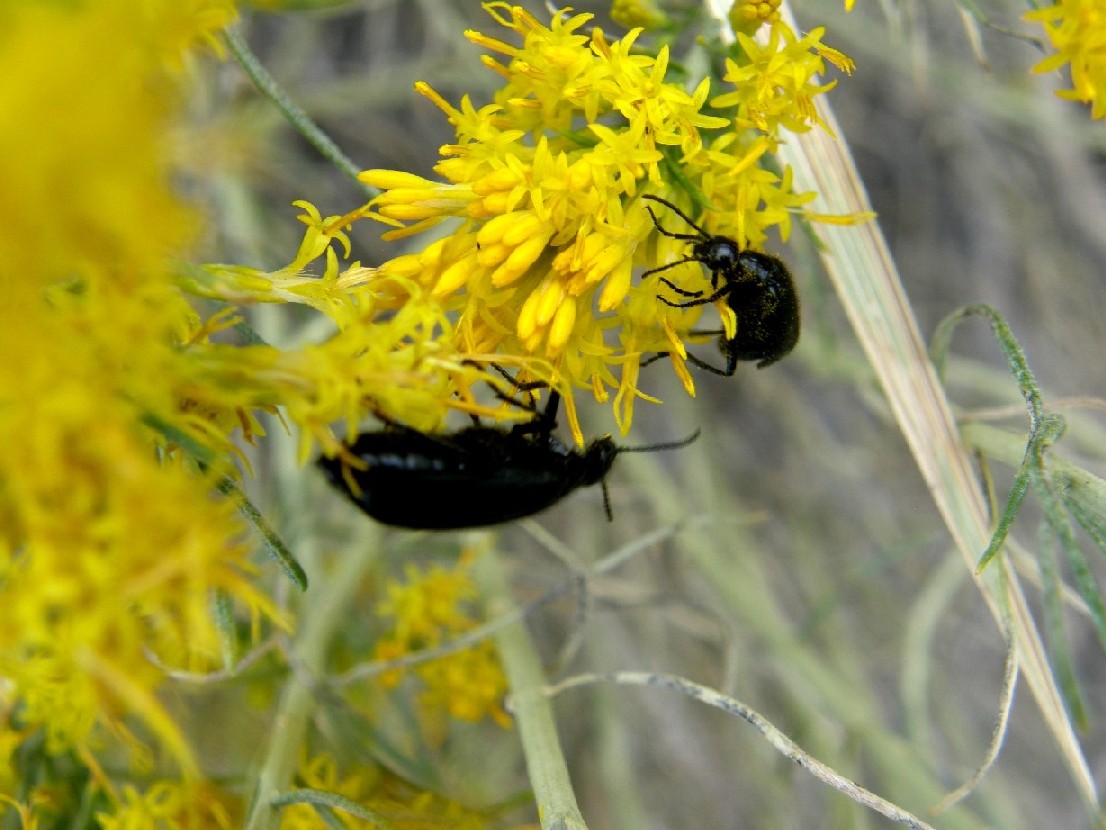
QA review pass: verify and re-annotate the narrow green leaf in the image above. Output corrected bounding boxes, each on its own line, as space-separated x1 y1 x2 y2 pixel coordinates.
1059 470 1106 559
218 476 309 591
1055 482 1106 652
232 318 270 346
930 304 1043 427
930 305 1057 575
975 462 1031 573
140 412 217 466
223 27 373 195
210 589 239 673
1036 521 1088 729
976 413 1065 572
271 788 391 824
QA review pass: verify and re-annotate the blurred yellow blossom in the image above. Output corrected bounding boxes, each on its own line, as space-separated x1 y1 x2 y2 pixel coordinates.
1 0 521 809
1027 0 1106 119
335 3 851 433
611 0 668 30
374 558 511 729
0 0 289 790
729 0 783 35
278 752 490 830
97 780 240 830
0 0 234 295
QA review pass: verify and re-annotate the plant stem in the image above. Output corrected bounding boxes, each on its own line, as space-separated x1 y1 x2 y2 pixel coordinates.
244 535 379 830
471 536 589 830
223 26 373 197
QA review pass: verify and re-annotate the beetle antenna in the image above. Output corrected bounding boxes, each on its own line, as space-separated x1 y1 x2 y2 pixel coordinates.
616 428 701 454
639 352 669 368
641 194 710 238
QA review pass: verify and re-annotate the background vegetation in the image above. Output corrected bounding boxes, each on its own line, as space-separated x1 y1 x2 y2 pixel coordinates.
194 1 1106 827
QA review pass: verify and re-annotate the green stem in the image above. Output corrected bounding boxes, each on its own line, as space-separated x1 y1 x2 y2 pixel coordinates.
223 26 374 196
244 536 380 830
471 537 588 830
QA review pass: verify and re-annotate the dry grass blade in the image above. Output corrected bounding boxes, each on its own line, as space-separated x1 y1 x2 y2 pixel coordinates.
930 628 1019 813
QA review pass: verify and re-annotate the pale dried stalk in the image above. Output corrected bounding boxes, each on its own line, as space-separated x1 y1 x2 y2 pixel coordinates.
548 672 938 830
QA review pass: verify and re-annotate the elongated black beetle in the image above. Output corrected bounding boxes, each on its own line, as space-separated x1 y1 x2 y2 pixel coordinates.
318 392 699 530
640 194 800 373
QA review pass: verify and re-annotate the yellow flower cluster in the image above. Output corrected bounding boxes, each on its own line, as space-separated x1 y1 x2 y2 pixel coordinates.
0 0 508 821
374 558 511 729
0 0 278 800
1027 0 1106 119
610 0 668 30
278 753 489 830
189 202 518 456
97 753 495 830
1 0 858 821
96 780 239 830
335 2 849 434
729 0 783 33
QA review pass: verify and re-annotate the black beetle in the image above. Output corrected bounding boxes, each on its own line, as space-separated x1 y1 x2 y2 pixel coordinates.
318 392 699 530
640 194 800 373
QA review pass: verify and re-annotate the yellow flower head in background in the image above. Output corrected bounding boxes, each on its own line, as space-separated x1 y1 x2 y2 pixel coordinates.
338 2 847 435
374 557 511 730
0 0 280 800
277 753 489 830
1027 0 1106 120
0 2 526 801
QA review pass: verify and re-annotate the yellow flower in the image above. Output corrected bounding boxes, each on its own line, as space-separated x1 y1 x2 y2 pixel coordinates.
711 24 840 136
373 558 511 729
729 0 783 35
190 199 532 457
97 780 240 830
177 275 508 461
335 3 851 433
279 753 490 830
1027 0 1106 119
610 0 668 30
0 302 280 768
0 0 233 295
0 0 282 787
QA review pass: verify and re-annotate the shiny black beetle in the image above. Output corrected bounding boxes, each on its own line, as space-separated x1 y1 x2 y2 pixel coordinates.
640 194 800 373
318 391 698 530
